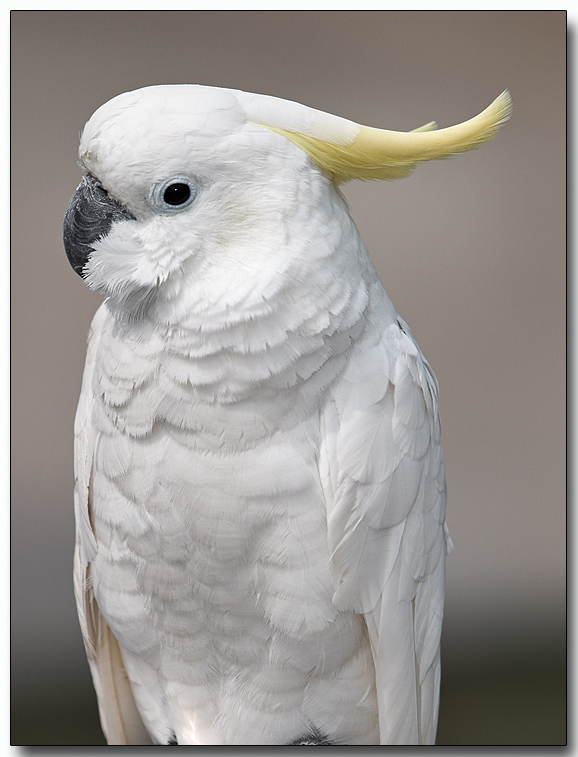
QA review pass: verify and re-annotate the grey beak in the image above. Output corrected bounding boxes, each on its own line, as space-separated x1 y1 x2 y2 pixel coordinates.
63 173 135 277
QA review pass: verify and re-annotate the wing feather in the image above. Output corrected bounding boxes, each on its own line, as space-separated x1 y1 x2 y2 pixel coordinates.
73 303 153 745
322 314 450 745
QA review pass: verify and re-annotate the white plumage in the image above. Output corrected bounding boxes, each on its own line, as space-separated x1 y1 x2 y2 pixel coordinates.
64 84 510 745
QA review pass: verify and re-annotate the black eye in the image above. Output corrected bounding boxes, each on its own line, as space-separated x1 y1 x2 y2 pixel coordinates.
163 182 191 206
150 176 198 214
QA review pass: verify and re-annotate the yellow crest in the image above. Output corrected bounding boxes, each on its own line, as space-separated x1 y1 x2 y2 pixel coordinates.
261 90 512 184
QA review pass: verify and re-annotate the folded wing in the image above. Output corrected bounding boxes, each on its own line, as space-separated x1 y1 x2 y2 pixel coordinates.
321 307 451 744
72 303 153 745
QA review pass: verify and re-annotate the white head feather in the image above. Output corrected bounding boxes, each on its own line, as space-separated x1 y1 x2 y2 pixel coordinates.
78 85 510 324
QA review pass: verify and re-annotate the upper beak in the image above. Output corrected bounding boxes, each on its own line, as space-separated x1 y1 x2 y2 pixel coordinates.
63 173 135 277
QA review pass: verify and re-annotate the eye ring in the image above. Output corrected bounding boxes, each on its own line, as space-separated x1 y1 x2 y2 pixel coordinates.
149 176 198 214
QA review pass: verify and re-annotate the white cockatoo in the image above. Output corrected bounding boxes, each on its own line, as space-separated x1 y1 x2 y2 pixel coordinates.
63 85 511 746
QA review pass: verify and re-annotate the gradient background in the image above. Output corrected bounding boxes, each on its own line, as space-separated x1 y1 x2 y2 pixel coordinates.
11 11 566 746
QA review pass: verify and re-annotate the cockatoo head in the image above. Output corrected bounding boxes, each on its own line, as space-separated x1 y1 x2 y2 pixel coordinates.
63 84 511 322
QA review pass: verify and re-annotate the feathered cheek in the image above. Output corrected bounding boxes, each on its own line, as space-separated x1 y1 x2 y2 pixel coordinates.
83 221 182 297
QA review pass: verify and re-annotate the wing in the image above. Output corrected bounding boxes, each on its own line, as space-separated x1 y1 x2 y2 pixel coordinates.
320 306 451 745
73 302 153 745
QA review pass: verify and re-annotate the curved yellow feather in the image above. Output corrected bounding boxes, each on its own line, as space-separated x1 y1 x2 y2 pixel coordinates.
268 90 511 183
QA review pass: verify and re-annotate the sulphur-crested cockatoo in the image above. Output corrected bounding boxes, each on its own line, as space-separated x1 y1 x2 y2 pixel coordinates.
63 85 510 745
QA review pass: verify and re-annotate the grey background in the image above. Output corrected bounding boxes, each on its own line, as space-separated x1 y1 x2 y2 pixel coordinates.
11 11 565 745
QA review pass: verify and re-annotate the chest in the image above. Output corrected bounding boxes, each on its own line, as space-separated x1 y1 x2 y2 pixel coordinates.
90 368 338 626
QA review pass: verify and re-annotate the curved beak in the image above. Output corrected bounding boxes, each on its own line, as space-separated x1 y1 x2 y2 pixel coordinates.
63 173 135 277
